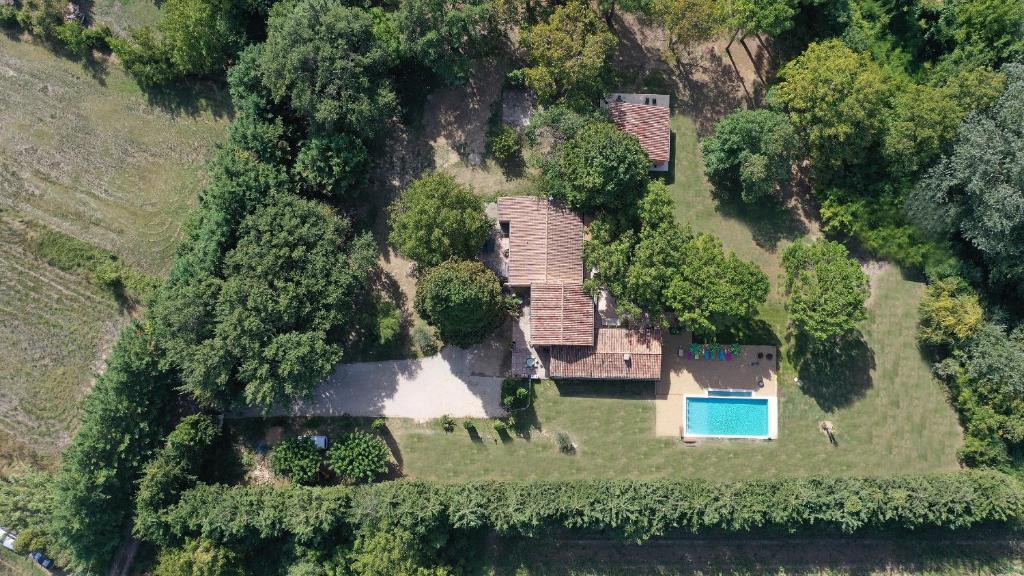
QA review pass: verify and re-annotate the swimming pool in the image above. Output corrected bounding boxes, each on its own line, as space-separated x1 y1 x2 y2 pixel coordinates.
685 396 777 439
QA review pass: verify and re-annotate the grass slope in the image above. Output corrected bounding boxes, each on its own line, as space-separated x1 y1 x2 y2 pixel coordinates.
0 214 127 472
0 37 226 470
0 34 228 275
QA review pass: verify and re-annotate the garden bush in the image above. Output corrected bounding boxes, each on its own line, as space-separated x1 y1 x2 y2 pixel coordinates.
556 432 574 454
269 438 322 485
327 432 390 484
489 125 523 164
440 415 456 433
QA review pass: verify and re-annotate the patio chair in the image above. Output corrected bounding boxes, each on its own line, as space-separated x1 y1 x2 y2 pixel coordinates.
718 350 726 361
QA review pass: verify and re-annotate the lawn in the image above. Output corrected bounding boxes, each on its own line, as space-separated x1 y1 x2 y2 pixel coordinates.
233 114 961 481
0 37 227 471
89 0 162 36
0 34 229 275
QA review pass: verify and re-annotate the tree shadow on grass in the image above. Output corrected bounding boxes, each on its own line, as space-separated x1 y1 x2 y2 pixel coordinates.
791 331 876 412
552 380 654 400
141 78 234 120
710 186 810 253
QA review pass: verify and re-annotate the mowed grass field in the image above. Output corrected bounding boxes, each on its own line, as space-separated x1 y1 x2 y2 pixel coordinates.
240 114 962 481
0 36 227 471
0 34 228 275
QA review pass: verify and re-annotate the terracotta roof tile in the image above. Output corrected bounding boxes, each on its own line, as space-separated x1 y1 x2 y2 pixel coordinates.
497 197 583 286
530 284 595 346
607 102 671 163
549 328 662 380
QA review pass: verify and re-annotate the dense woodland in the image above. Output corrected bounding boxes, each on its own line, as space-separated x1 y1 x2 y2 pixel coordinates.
1 0 1024 573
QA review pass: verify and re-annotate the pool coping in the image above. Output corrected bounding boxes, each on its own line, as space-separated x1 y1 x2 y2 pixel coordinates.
683 395 778 440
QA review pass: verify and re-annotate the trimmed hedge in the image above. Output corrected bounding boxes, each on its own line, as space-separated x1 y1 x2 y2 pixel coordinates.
161 471 1024 548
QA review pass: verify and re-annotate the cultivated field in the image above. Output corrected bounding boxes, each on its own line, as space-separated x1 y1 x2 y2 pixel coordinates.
0 36 227 470
0 34 229 275
0 214 126 472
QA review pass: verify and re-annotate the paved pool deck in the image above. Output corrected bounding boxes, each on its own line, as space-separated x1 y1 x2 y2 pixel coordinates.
654 333 779 437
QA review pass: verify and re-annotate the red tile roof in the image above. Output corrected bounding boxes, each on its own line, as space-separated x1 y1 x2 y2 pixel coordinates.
549 328 662 380
607 101 671 163
530 284 595 347
497 197 583 286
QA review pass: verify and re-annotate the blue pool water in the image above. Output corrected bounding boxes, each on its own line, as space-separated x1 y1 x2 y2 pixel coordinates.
686 397 769 437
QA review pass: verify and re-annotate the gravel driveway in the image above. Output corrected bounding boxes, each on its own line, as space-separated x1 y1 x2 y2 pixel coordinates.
235 339 509 421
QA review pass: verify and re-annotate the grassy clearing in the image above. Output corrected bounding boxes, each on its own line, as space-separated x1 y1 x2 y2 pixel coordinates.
480 536 1024 576
0 549 41 576
0 34 229 275
89 0 162 36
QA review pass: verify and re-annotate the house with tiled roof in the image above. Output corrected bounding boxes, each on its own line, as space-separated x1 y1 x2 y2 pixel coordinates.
601 93 671 172
497 196 662 381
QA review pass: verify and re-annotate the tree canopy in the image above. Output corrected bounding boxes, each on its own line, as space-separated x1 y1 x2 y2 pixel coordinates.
770 39 897 174
414 260 509 347
908 64 1024 288
542 122 651 212
586 183 769 335
781 239 869 343
260 0 397 136
521 1 617 107
702 108 797 203
917 276 984 347
393 0 496 85
389 172 492 268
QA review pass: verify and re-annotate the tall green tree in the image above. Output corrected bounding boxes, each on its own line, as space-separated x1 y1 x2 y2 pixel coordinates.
415 260 510 347
154 538 244 576
521 1 617 107
943 0 1024 64
770 39 897 174
394 0 496 85
586 183 769 334
907 64 1024 288
702 109 797 202
542 122 651 212
388 172 492 268
169 194 376 409
260 0 397 136
781 239 869 343
917 277 984 347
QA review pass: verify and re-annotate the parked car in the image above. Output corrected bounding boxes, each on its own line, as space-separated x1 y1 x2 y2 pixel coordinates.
29 551 54 569
0 527 15 551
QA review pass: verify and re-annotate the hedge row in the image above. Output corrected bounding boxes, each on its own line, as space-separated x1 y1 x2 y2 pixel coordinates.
164 470 1024 547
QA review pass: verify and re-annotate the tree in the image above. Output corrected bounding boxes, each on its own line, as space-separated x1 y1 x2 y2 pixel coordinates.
521 1 617 107
586 183 768 334
728 0 797 37
907 64 1024 287
649 0 726 67
702 109 797 202
135 415 220 546
172 193 376 409
882 84 968 178
388 172 492 268
293 133 369 201
154 538 243 576
917 277 983 347
156 0 247 78
348 529 451 576
943 0 1024 65
260 0 397 136
393 0 495 85
770 40 897 174
269 437 322 485
52 325 175 573
414 260 509 347
781 239 869 343
326 431 391 484
542 122 651 212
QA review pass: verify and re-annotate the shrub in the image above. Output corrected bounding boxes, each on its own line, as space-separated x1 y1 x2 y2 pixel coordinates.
440 415 456 433
702 109 796 203
0 4 18 27
918 277 984 346
388 171 492 268
556 432 574 454
412 324 441 356
293 133 369 201
154 538 243 576
371 418 388 431
414 260 510 347
327 431 391 484
462 420 476 431
269 438 322 485
493 420 508 433
489 125 523 163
